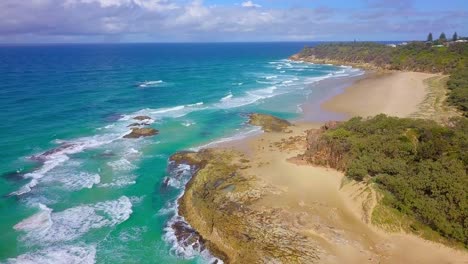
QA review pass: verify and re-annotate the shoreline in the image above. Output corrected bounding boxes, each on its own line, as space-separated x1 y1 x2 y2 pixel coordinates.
170 66 467 263
320 71 442 119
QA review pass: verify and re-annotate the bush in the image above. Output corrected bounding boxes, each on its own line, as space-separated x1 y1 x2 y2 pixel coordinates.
312 115 468 245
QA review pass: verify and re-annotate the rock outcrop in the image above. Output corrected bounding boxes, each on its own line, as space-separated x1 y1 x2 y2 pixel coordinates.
123 127 159 138
248 113 292 133
173 149 321 263
295 121 347 169
133 115 152 121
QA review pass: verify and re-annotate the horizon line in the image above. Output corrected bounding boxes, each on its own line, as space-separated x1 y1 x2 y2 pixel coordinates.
0 40 412 46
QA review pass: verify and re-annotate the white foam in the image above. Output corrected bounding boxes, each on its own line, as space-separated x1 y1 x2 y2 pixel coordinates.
98 175 137 188
15 196 132 245
165 163 192 189
215 86 281 109
181 121 196 127
220 92 233 102
47 172 101 191
138 80 164 88
7 244 96 264
162 193 224 263
121 102 206 122
107 158 137 171
10 134 120 196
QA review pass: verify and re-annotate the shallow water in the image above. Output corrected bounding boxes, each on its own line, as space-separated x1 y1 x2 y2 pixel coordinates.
0 43 363 263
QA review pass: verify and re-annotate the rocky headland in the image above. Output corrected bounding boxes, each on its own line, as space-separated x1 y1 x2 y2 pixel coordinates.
169 113 467 263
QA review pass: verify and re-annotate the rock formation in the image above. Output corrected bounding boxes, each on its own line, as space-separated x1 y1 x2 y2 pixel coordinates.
248 113 292 133
123 127 159 138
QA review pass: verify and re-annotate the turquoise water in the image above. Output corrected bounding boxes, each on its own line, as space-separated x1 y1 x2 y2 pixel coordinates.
0 43 362 263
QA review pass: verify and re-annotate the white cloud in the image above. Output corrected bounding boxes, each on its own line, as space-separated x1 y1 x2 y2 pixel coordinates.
0 0 466 43
241 1 261 8
64 0 178 10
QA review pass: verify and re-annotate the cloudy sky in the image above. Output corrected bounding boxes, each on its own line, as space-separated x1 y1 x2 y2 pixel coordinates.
1 0 467 43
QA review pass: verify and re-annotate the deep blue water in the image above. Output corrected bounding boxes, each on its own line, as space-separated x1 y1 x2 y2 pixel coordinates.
0 43 363 263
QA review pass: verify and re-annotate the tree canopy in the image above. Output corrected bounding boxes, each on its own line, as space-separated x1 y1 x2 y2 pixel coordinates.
427 32 433 42
439 32 447 41
305 115 468 245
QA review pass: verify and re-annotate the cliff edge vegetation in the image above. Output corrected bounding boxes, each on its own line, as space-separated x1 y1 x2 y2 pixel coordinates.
298 115 468 246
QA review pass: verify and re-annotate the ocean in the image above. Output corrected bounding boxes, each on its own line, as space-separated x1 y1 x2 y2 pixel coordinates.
0 43 363 263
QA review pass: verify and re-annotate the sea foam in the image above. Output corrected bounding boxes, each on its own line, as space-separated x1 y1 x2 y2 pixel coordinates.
14 196 133 245
7 244 96 264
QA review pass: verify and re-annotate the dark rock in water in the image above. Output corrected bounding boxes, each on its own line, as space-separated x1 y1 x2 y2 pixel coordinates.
162 177 170 188
97 151 115 158
123 128 159 138
171 219 206 252
1 170 25 181
127 122 149 128
104 113 124 122
248 113 292 133
32 143 77 161
133 115 152 121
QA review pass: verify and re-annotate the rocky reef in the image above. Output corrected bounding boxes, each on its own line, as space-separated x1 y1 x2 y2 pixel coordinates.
248 113 292 133
171 149 321 263
123 127 159 138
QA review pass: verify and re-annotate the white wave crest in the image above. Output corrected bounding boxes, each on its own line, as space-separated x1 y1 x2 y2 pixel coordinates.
14 196 133 245
138 80 164 88
10 134 120 196
120 102 205 122
7 245 96 264
220 92 233 102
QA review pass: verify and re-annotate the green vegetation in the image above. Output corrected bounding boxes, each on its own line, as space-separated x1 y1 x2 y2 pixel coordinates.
296 42 468 115
316 115 467 246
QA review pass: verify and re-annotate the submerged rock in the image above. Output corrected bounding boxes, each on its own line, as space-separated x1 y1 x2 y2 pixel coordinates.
123 128 159 138
133 115 152 121
127 122 149 128
248 113 292 133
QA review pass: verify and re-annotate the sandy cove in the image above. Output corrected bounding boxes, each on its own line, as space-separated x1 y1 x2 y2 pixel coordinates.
322 71 439 118
174 72 467 263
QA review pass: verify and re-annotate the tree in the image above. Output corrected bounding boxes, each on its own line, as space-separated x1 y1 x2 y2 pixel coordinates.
453 32 458 41
439 32 447 42
427 32 433 42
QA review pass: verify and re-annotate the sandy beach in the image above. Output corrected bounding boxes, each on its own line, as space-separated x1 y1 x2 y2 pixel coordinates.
176 70 468 263
321 71 441 118
233 123 468 263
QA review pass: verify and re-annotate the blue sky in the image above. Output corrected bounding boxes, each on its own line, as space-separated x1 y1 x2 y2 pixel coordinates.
0 0 467 43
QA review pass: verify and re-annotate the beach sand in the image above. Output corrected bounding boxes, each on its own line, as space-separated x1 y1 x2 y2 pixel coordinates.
192 71 468 263
229 123 468 263
321 71 440 118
